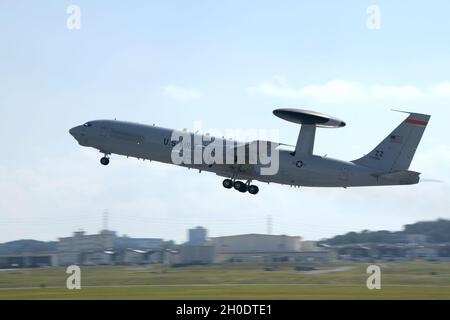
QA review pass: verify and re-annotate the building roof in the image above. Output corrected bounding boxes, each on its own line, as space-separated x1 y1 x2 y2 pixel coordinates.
210 233 301 239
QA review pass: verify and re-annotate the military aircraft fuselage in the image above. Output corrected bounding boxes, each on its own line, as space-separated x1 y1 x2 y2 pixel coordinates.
69 117 425 193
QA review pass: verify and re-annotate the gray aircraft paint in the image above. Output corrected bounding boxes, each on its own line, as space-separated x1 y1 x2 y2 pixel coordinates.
69 110 430 190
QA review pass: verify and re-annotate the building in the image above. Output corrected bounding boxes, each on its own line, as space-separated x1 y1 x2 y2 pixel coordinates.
58 230 115 266
180 245 215 264
121 249 148 265
405 234 428 245
214 250 334 264
83 251 114 265
332 243 446 262
1 228 342 268
299 241 324 252
0 239 58 268
114 237 164 250
0 252 58 268
407 246 438 260
208 233 334 263
210 234 302 253
188 227 208 245
178 226 214 264
57 230 165 266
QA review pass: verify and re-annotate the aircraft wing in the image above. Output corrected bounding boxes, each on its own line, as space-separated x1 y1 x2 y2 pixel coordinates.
229 140 290 163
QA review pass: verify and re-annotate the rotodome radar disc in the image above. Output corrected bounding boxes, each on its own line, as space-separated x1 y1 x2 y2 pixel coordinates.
273 108 346 128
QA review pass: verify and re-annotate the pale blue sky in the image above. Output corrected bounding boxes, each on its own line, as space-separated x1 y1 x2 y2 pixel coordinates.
1 1 450 243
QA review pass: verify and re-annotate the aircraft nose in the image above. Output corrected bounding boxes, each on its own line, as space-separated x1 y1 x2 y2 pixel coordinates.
69 126 81 138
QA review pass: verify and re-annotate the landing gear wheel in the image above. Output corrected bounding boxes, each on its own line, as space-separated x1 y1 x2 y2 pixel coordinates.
238 184 248 193
222 179 233 189
100 157 110 166
233 181 246 192
248 185 259 195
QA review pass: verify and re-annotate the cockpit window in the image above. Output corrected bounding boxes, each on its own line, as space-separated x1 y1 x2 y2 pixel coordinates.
83 122 93 127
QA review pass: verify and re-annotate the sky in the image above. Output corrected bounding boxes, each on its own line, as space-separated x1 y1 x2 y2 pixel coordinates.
1 1 450 244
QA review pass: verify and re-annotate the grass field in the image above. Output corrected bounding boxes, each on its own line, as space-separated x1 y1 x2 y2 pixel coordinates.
1 261 450 299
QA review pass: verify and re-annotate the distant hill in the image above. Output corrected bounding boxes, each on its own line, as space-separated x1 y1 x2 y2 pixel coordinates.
323 219 450 245
0 240 57 255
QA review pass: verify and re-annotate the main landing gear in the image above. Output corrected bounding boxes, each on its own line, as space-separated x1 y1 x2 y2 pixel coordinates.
100 155 110 166
222 179 259 195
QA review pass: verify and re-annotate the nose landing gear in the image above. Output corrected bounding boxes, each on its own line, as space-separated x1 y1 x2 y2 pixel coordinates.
100 155 110 166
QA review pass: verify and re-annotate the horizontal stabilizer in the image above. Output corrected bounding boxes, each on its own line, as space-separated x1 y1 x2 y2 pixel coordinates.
372 170 420 184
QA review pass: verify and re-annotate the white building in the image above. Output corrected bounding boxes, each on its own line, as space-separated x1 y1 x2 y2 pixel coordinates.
210 234 302 253
209 234 334 263
180 245 215 264
58 230 115 266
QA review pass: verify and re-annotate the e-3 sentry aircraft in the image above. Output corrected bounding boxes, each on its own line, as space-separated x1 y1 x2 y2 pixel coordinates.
69 108 430 195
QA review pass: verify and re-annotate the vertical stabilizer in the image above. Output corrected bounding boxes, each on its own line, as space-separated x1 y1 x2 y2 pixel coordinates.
352 111 430 172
